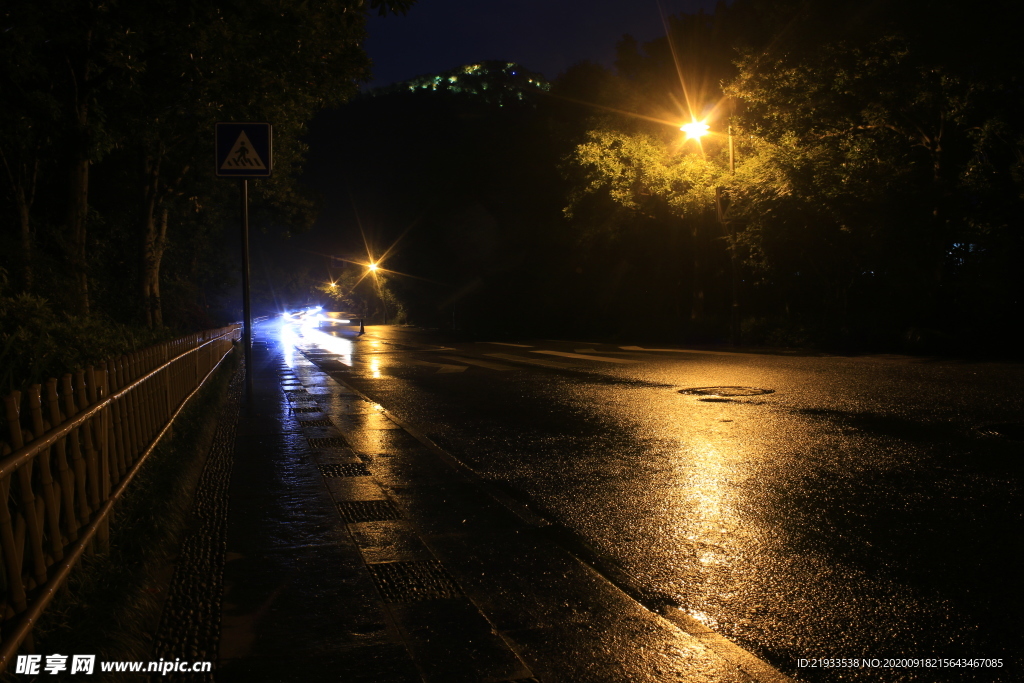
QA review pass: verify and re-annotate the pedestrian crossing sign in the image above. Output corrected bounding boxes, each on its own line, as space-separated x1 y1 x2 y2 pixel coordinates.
216 123 272 177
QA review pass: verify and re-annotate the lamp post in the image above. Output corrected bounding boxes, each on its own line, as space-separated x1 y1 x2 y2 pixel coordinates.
679 119 740 344
368 262 387 325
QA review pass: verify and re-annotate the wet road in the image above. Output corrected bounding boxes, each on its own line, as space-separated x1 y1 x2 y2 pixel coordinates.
279 320 1021 682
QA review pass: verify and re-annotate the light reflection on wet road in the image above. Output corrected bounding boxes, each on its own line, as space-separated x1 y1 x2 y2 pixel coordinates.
277 318 1021 681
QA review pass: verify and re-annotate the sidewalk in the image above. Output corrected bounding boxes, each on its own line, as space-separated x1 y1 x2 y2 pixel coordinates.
210 323 790 682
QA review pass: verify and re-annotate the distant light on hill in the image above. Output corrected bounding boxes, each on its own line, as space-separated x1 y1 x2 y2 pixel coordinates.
370 61 551 105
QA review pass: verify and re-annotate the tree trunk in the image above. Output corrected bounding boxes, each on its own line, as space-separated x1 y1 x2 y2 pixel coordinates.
68 150 90 315
18 189 32 292
1 150 39 293
67 48 92 316
690 218 704 324
155 206 168 326
140 153 168 328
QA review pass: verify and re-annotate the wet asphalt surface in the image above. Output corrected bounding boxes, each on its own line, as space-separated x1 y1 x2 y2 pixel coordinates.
280 320 1021 682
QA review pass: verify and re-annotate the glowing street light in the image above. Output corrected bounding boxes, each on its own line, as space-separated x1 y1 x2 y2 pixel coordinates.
680 120 710 140
365 261 386 324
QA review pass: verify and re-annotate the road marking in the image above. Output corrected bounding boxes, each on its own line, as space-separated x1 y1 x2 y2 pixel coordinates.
532 350 642 364
575 348 660 357
480 342 534 348
438 355 514 371
620 345 747 356
358 335 454 351
484 353 576 370
410 359 467 374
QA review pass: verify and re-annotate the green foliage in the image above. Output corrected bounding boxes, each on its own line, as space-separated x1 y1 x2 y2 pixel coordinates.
1 0 417 329
569 127 724 219
317 266 405 324
0 269 174 397
560 0 1024 350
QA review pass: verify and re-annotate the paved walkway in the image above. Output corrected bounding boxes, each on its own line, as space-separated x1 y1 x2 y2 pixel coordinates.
210 323 789 682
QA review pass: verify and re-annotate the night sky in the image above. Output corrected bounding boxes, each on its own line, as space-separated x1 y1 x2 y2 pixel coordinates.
364 0 722 89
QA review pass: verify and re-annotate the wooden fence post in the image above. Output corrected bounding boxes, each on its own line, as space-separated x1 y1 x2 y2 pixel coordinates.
45 378 79 543
0 327 237 666
27 385 63 562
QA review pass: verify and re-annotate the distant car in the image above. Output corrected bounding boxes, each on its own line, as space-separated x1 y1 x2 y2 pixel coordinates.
318 312 358 328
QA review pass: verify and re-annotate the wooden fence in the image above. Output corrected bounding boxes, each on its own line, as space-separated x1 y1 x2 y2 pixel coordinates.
0 325 240 670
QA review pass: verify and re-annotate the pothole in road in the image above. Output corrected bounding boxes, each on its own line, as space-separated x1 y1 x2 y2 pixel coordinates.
976 423 1024 441
680 386 775 397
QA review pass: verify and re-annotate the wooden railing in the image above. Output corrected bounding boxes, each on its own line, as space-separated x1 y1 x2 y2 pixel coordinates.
0 325 240 670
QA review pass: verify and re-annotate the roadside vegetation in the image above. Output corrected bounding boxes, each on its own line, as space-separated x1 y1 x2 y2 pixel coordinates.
317 0 1021 353
0 0 416 395
0 269 175 397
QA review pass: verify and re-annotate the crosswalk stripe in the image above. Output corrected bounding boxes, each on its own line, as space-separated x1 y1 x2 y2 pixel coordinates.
438 355 514 371
531 349 642 364
575 348 658 357
480 342 534 348
484 352 576 370
410 360 467 373
619 345 745 356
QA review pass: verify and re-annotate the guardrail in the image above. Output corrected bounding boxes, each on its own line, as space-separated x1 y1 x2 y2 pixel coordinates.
0 325 240 670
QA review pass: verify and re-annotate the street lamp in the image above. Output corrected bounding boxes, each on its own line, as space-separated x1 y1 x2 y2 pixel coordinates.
679 118 740 344
680 119 734 173
366 262 387 324
679 120 709 140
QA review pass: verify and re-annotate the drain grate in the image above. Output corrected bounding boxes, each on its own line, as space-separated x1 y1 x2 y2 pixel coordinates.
299 418 334 427
365 561 462 603
291 406 321 413
308 436 349 449
337 500 402 523
680 386 774 397
318 462 371 477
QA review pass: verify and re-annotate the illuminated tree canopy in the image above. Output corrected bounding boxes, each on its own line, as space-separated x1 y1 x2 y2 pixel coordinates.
561 0 1023 348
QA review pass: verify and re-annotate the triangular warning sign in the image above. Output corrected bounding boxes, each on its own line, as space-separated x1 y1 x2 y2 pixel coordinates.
220 131 267 170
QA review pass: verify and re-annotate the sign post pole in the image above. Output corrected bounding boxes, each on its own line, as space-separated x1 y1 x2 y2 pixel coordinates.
240 178 252 399
215 122 272 401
